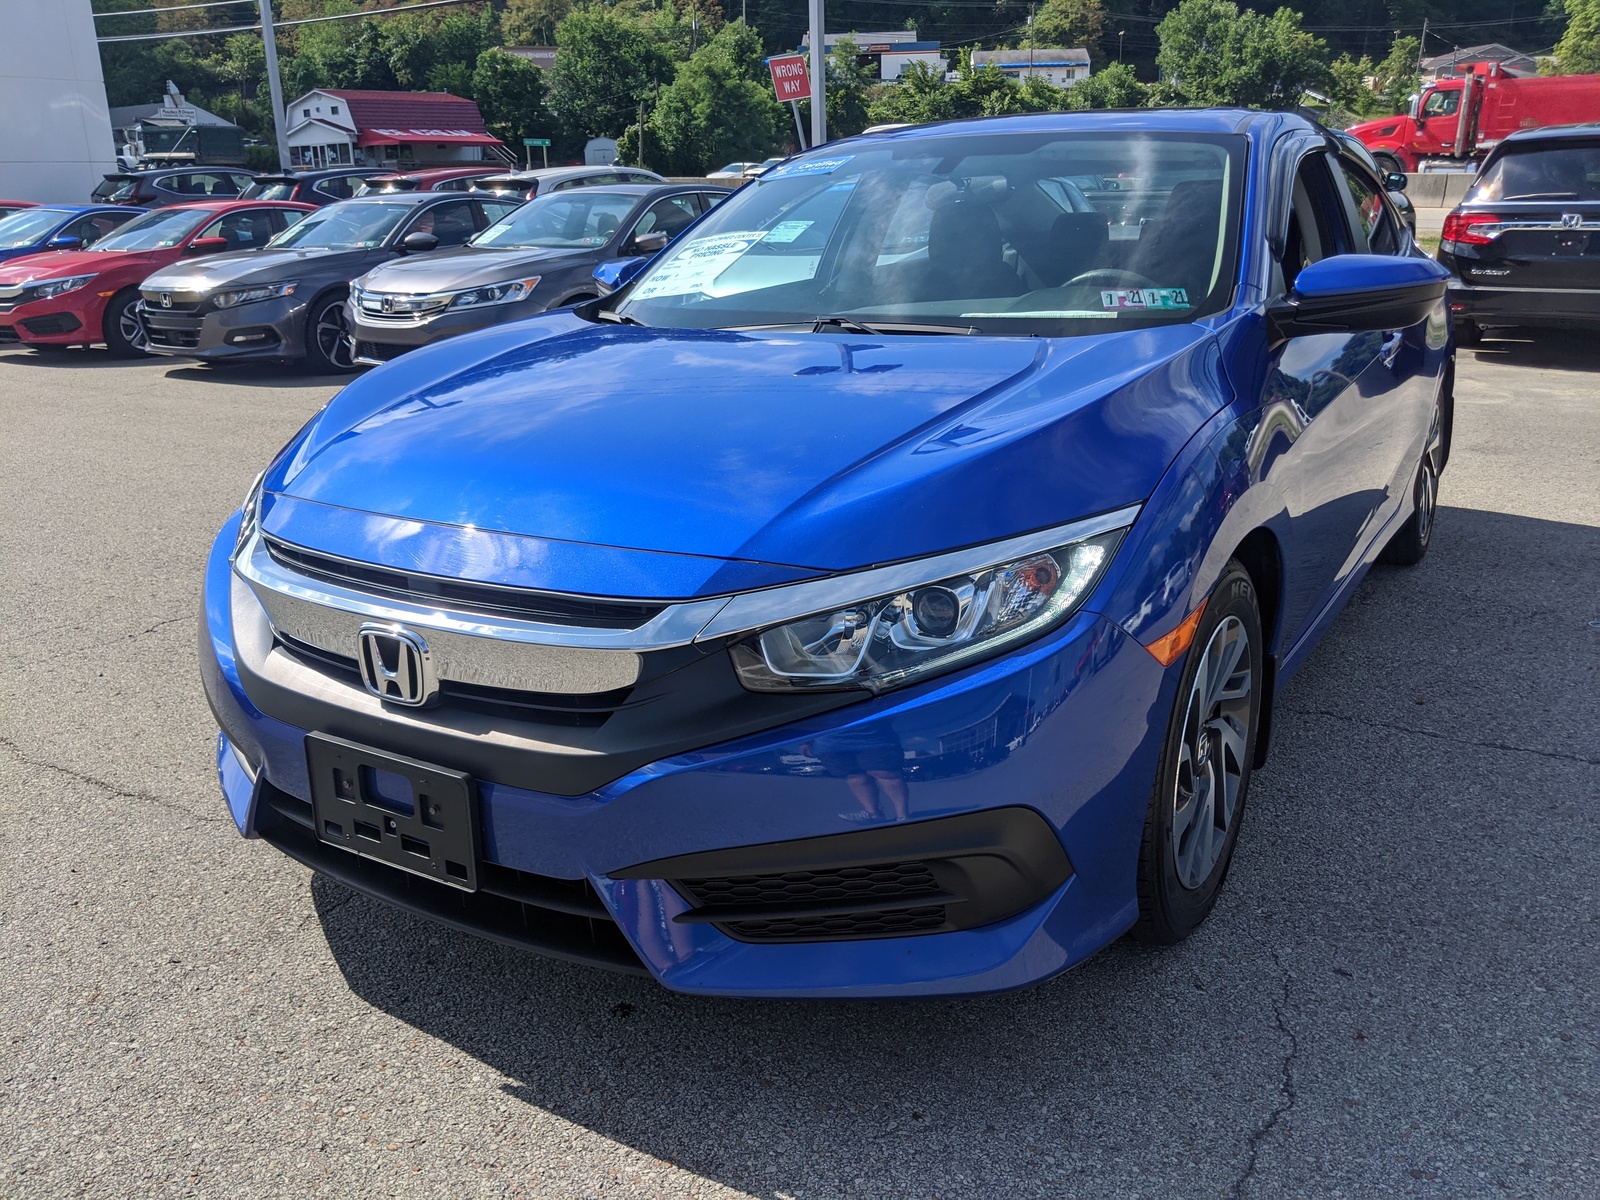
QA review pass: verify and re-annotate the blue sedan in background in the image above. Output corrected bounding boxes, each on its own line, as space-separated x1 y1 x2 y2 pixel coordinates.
201 110 1453 997
0 205 137 265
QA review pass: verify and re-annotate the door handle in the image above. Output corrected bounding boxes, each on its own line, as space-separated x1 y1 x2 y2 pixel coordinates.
1380 331 1404 368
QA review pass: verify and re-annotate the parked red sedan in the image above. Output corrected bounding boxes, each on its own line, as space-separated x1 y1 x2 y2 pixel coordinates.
0 199 311 356
356 166 505 194
0 200 39 220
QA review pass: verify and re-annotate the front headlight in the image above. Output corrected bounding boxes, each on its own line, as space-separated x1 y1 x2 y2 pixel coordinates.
213 282 296 309
730 529 1125 694
232 469 266 558
447 277 540 309
22 274 96 302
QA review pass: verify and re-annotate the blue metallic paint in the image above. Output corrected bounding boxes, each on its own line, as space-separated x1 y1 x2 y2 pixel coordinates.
0 206 133 265
203 109 1454 996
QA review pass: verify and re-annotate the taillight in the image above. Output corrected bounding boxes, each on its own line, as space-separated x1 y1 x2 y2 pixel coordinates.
1441 210 1500 246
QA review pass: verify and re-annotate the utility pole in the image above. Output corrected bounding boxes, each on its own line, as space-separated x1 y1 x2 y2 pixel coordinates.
808 0 826 147
1118 30 1125 63
1028 4 1035 81
259 0 289 171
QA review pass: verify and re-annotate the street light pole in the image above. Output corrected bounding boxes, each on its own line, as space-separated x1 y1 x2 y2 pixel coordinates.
259 0 289 170
808 0 826 147
1118 31 1125 63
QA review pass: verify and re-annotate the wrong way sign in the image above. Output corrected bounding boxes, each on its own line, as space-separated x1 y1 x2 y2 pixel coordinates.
767 54 811 103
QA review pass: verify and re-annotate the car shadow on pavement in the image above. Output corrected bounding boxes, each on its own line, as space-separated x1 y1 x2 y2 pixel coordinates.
1465 330 1600 374
305 501 1600 1198
0 348 362 385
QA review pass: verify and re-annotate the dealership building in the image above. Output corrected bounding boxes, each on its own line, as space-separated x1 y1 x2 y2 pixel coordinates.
798 30 947 82
284 89 509 170
0 0 115 203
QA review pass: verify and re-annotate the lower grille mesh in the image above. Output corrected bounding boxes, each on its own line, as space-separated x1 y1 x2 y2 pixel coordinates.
676 861 951 942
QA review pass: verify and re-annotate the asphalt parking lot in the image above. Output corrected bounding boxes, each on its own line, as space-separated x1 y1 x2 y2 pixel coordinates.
1 336 1596 1200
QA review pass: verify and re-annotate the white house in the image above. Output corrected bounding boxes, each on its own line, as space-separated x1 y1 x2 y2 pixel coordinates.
971 48 1093 88
799 30 948 82
283 89 505 170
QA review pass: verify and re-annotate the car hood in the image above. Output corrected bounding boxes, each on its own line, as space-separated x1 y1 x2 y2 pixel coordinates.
356 245 592 294
0 247 157 283
141 246 370 293
262 316 1227 593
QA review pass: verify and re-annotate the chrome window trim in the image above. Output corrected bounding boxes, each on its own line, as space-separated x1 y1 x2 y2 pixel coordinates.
692 505 1141 641
234 504 1139 654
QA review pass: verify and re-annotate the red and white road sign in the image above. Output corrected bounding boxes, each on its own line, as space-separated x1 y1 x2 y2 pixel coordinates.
767 54 812 103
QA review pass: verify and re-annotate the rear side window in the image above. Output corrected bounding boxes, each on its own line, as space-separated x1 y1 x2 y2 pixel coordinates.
1277 153 1349 293
313 174 363 201
1467 141 1600 203
1336 159 1399 255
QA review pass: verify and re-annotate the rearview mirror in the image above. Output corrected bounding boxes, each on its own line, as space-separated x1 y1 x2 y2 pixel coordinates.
593 256 648 294
47 235 83 251
186 236 230 256
629 230 670 255
1267 254 1448 344
1383 171 1408 192
400 231 439 254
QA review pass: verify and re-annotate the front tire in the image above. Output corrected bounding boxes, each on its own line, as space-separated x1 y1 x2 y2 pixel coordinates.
102 289 148 358
303 291 357 374
1131 561 1263 945
1380 395 1445 567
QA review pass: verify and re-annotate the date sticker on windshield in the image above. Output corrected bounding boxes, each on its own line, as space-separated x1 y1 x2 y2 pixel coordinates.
762 155 855 180
1101 287 1190 310
763 220 813 244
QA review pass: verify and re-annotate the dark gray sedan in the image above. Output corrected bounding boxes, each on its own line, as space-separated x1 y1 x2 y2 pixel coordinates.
345 184 728 364
137 190 520 371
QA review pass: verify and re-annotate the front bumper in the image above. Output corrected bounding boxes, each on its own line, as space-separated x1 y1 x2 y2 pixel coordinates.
140 294 305 360
202 514 1172 997
1447 280 1600 329
347 296 544 362
0 298 92 345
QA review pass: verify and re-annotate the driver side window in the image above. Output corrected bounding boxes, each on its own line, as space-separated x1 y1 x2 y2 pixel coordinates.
1275 154 1347 294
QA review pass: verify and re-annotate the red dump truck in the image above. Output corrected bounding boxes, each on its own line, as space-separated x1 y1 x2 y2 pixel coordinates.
1348 62 1600 174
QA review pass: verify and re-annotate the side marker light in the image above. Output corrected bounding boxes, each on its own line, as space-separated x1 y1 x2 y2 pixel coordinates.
1144 599 1208 666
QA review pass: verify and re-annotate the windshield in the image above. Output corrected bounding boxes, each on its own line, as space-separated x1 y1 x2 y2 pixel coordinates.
613 131 1246 337
1468 141 1600 202
92 207 211 252
472 191 638 249
244 180 297 201
268 201 412 250
0 208 72 249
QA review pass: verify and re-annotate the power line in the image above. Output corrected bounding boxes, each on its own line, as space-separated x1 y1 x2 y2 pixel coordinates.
97 0 488 43
94 0 255 17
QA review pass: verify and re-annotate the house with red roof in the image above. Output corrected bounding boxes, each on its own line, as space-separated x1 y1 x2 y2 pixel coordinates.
284 89 509 170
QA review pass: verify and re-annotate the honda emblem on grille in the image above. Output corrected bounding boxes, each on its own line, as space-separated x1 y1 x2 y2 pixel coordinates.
160 292 172 308
381 295 395 313
356 624 437 707
1561 213 1582 229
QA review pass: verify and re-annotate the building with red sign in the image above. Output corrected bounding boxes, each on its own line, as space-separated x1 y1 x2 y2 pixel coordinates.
283 89 509 171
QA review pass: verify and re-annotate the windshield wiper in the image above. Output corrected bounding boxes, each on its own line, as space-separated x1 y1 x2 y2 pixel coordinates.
596 309 645 326
1503 192 1581 201
812 317 976 336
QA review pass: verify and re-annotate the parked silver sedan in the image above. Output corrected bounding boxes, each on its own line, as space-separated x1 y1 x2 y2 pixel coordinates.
346 183 728 364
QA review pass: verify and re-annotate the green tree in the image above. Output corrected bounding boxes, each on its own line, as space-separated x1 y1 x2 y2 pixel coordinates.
1375 36 1421 113
502 0 572 46
824 36 877 138
1155 0 1330 109
472 48 551 149
550 5 672 141
865 60 960 126
1030 0 1107 61
1064 60 1148 108
1551 0 1600 75
631 22 783 174
1329 52 1380 118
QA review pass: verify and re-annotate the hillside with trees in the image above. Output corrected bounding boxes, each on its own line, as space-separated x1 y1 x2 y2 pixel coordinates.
92 0 1599 175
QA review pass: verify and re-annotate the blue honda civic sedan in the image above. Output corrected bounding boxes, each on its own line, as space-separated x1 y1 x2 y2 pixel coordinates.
201 110 1453 997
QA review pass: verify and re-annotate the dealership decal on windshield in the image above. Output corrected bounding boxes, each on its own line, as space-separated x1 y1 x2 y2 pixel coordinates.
1101 287 1190 310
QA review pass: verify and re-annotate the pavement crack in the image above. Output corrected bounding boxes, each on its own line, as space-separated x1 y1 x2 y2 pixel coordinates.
13 614 191 668
1278 705 1598 767
1232 948 1299 1199
0 736 227 826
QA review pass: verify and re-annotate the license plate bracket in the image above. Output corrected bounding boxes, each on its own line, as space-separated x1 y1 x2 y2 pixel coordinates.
306 734 479 891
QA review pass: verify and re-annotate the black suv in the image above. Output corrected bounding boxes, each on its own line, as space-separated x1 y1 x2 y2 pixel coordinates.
241 169 386 207
1437 123 1600 343
93 168 258 208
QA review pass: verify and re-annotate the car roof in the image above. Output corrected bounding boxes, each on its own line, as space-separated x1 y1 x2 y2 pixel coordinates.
543 183 723 198
366 166 496 181
478 165 658 183
836 107 1309 144
1501 122 1600 144
103 167 258 180
162 199 315 212
332 191 452 207
254 168 383 182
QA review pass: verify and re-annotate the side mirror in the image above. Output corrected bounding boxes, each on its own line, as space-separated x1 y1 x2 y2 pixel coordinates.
400 231 439 254
629 230 670 255
1267 254 1448 344
47 235 83 251
186 236 230 256
1407 93 1421 119
593 256 648 295
1383 171 1408 192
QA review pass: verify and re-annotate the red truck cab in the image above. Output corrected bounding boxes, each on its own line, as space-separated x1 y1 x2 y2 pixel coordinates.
1350 63 1600 174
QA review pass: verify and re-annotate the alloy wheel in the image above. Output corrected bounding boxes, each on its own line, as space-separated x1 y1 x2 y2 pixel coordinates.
1417 402 1443 546
119 301 147 352
1171 615 1254 889
315 303 354 370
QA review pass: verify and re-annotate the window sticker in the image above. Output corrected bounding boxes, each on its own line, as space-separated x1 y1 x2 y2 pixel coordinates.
630 231 766 299
762 155 856 180
1100 287 1190 310
763 220 814 244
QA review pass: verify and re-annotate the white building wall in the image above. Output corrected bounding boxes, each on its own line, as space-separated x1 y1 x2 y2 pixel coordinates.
0 0 116 203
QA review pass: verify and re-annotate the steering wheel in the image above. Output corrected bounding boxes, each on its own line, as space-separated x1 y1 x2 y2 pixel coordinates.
1063 268 1159 289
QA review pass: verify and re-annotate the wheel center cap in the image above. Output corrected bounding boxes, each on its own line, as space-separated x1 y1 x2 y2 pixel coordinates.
1196 728 1212 763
